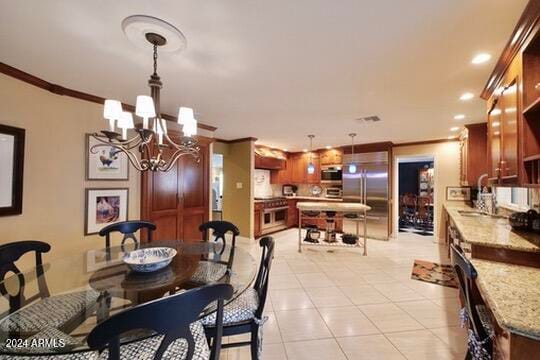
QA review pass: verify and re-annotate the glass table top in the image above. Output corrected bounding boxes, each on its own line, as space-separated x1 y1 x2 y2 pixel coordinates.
0 240 257 355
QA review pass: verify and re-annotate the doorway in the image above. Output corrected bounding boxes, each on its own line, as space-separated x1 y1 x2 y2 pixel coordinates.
395 155 435 237
211 154 224 221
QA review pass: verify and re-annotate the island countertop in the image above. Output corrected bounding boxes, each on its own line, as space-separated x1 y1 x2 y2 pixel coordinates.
444 202 540 253
471 258 540 340
297 201 371 212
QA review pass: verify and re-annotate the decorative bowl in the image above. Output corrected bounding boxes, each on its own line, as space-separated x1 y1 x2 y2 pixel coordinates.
123 247 177 273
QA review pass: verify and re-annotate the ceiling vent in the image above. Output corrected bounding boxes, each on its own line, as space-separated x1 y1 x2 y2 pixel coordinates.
355 115 381 123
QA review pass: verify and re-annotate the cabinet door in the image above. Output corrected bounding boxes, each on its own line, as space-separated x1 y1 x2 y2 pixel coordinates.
291 154 306 183
500 81 518 181
254 210 261 237
488 102 502 180
306 154 320 184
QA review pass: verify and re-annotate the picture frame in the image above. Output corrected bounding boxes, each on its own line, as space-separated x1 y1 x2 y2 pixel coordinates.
86 134 129 180
446 186 471 201
0 124 25 217
85 188 129 235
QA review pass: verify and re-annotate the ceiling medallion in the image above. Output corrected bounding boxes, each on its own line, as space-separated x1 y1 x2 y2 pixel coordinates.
91 16 197 172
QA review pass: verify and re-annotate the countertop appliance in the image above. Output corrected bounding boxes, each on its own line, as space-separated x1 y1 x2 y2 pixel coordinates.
256 197 289 235
282 184 297 196
325 187 342 198
342 151 390 240
321 166 342 184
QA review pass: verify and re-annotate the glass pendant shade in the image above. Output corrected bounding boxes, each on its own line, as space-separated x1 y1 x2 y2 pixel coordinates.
348 163 357 174
307 162 315 174
135 95 156 118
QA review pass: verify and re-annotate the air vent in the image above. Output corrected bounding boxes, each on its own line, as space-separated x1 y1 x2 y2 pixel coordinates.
355 115 381 123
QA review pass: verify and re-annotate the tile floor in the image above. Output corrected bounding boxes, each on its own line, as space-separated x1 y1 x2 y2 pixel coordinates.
220 229 467 360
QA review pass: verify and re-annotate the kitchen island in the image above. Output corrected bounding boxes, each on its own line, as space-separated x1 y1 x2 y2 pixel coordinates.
297 201 371 254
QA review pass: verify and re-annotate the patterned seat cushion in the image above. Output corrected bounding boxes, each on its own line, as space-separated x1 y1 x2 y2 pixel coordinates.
201 288 259 327
0 290 100 334
97 321 210 360
190 261 228 284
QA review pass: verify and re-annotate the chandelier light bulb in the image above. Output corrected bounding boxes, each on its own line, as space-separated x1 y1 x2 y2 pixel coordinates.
103 99 123 131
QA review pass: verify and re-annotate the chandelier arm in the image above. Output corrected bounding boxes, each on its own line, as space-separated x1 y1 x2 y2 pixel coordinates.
158 147 199 172
90 132 145 151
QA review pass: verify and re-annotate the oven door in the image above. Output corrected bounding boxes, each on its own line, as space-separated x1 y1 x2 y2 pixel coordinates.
261 206 288 233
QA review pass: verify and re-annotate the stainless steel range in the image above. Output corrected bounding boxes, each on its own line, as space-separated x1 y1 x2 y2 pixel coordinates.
256 197 288 234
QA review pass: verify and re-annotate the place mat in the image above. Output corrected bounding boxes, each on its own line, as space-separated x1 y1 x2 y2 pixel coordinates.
411 259 458 288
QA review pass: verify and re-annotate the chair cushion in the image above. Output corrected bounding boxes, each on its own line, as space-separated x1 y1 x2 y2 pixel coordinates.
0 290 100 334
98 321 210 360
201 288 259 327
190 261 228 284
475 305 495 338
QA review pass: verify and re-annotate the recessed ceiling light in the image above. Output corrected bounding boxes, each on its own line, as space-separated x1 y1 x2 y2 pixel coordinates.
471 53 491 64
454 114 466 120
302 149 308 152
460 92 475 101
450 127 460 132
283 148 288 152
325 145 332 149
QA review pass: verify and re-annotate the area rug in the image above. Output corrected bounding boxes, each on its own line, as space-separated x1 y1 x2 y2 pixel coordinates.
411 259 458 288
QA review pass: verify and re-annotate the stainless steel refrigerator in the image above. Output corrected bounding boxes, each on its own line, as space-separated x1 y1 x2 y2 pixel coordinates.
342 151 390 240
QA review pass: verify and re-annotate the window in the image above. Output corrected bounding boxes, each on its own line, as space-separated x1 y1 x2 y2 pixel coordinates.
495 187 529 210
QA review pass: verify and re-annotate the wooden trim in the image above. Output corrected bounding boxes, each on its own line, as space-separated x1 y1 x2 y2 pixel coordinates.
0 124 25 217
481 0 540 100
471 244 540 268
393 138 459 147
215 137 258 144
0 62 217 132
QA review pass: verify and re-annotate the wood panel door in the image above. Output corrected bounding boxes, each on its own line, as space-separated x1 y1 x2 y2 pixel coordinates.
141 133 211 242
488 101 502 180
291 154 306 184
501 81 519 181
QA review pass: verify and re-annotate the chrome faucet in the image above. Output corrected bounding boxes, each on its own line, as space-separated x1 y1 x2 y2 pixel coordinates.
477 173 488 194
476 174 489 212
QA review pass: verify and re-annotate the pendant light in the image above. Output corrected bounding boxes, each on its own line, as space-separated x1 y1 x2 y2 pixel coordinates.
348 133 357 174
307 135 315 174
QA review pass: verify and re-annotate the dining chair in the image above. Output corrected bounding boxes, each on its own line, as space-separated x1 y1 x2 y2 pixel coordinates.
191 221 239 284
450 244 493 359
0 241 100 336
202 236 275 360
87 283 233 360
99 220 157 251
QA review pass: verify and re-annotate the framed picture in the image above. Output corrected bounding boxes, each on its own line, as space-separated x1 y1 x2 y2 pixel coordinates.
86 134 129 180
85 188 129 235
446 186 471 201
0 124 25 216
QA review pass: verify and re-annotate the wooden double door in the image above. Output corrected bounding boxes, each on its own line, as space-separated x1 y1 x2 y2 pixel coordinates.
141 133 211 242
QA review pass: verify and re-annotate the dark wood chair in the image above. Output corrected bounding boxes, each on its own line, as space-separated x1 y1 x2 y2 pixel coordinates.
99 220 157 251
451 244 493 359
0 241 100 337
191 221 240 284
203 236 275 360
87 283 233 360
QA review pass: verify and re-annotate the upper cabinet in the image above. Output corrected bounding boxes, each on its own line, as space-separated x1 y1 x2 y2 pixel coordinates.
459 123 488 186
482 3 540 186
320 149 343 166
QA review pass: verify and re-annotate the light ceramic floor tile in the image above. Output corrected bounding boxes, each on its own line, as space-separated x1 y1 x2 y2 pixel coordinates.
305 286 353 308
296 272 335 288
386 329 458 360
396 300 460 328
323 270 367 287
430 326 468 357
262 312 283 344
284 338 347 360
275 308 333 342
288 260 322 274
318 306 380 337
402 278 459 299
271 261 293 275
358 303 424 333
270 274 302 290
339 284 391 305
361 272 398 284
270 288 314 311
373 283 425 302
337 335 406 360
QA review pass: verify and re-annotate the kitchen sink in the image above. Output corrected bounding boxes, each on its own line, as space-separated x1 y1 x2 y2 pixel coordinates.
457 210 504 219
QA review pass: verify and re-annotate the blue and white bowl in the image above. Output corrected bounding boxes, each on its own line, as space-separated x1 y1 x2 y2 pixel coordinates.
123 247 177 273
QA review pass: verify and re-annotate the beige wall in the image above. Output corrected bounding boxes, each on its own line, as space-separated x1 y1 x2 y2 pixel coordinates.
214 140 254 238
393 141 460 241
0 74 140 266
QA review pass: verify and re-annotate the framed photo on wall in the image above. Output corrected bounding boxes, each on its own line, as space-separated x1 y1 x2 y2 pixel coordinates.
85 188 129 235
0 124 25 216
86 134 129 180
446 186 471 201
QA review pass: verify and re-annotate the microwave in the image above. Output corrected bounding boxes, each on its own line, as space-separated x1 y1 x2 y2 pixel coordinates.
325 187 342 198
321 166 342 184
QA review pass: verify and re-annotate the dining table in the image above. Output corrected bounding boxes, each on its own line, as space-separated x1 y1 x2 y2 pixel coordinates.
0 240 257 356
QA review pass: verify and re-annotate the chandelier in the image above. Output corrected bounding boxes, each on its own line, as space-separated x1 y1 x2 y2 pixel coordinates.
91 29 199 172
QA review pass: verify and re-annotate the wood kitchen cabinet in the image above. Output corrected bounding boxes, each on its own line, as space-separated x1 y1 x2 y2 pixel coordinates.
254 202 263 238
290 153 307 183
459 123 488 186
306 154 321 184
287 199 298 227
320 149 343 165
270 154 291 184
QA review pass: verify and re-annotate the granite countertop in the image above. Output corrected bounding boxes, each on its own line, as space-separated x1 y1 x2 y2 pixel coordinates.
471 259 540 340
296 201 371 212
444 203 540 253
285 196 342 202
